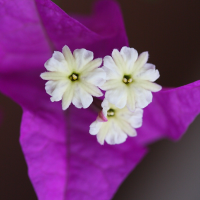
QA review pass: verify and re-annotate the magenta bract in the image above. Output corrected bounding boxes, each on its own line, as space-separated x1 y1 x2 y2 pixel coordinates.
0 0 200 199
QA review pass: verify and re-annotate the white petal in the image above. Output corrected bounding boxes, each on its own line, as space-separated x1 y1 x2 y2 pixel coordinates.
139 81 162 92
100 79 121 91
73 48 93 71
62 83 74 110
101 99 110 117
101 99 110 111
132 51 149 74
50 81 69 102
142 63 155 70
126 88 136 112
81 81 103 97
129 108 143 128
137 63 160 82
79 85 93 108
40 72 66 81
44 51 69 73
72 84 93 109
82 68 106 87
80 58 102 73
62 45 75 70
101 66 119 80
133 86 153 108
72 84 83 108
105 122 127 145
117 119 137 137
111 49 126 72
97 122 110 145
45 81 58 95
105 85 127 108
89 121 103 136
103 55 122 76
120 46 138 72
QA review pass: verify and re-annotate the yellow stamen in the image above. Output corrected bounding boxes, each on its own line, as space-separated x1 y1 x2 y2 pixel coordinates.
123 78 128 83
72 74 78 80
128 78 132 83
107 110 115 116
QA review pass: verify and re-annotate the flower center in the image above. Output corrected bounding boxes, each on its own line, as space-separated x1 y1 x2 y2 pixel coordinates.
123 75 133 84
69 73 79 81
107 108 115 117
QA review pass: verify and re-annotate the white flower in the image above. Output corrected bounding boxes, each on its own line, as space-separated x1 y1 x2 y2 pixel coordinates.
89 99 143 145
100 46 162 111
40 45 106 110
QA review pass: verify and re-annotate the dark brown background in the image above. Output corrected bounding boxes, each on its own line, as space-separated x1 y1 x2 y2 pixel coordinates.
0 0 200 199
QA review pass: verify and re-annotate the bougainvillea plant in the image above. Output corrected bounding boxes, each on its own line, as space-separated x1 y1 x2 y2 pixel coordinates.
0 0 200 200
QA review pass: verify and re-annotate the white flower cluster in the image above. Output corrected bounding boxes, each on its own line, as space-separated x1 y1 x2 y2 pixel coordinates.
41 45 161 145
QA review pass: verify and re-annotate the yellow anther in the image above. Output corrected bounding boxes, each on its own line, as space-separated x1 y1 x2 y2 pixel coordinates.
72 74 78 80
107 110 115 116
110 112 114 116
123 78 128 83
128 78 132 83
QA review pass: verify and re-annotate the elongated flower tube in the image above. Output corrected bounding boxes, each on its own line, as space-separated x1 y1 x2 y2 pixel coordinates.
101 46 162 111
41 45 105 110
0 0 200 200
90 99 143 145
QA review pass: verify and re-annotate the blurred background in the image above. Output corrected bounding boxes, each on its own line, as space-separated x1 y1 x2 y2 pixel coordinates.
0 0 200 199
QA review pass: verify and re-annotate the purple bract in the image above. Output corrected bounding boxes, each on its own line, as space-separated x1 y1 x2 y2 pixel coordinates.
0 0 200 199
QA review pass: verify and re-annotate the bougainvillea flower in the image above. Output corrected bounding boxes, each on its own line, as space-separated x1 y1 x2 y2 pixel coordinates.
101 47 162 111
41 45 105 110
90 99 143 145
0 0 200 200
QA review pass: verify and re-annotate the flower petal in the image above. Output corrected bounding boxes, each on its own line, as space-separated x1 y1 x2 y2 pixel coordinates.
80 58 102 74
81 81 103 97
44 51 69 73
132 51 149 74
82 68 106 87
129 108 143 128
120 46 138 72
105 121 128 145
126 87 136 112
40 71 67 80
100 79 121 91
101 66 119 80
97 122 111 145
72 84 93 109
89 121 103 135
112 49 126 72
133 86 153 108
103 56 122 77
72 84 83 108
45 80 58 96
117 119 137 137
139 81 162 92
137 63 160 82
79 85 93 109
105 85 127 108
62 45 76 70
73 48 94 72
62 83 74 110
50 81 69 102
